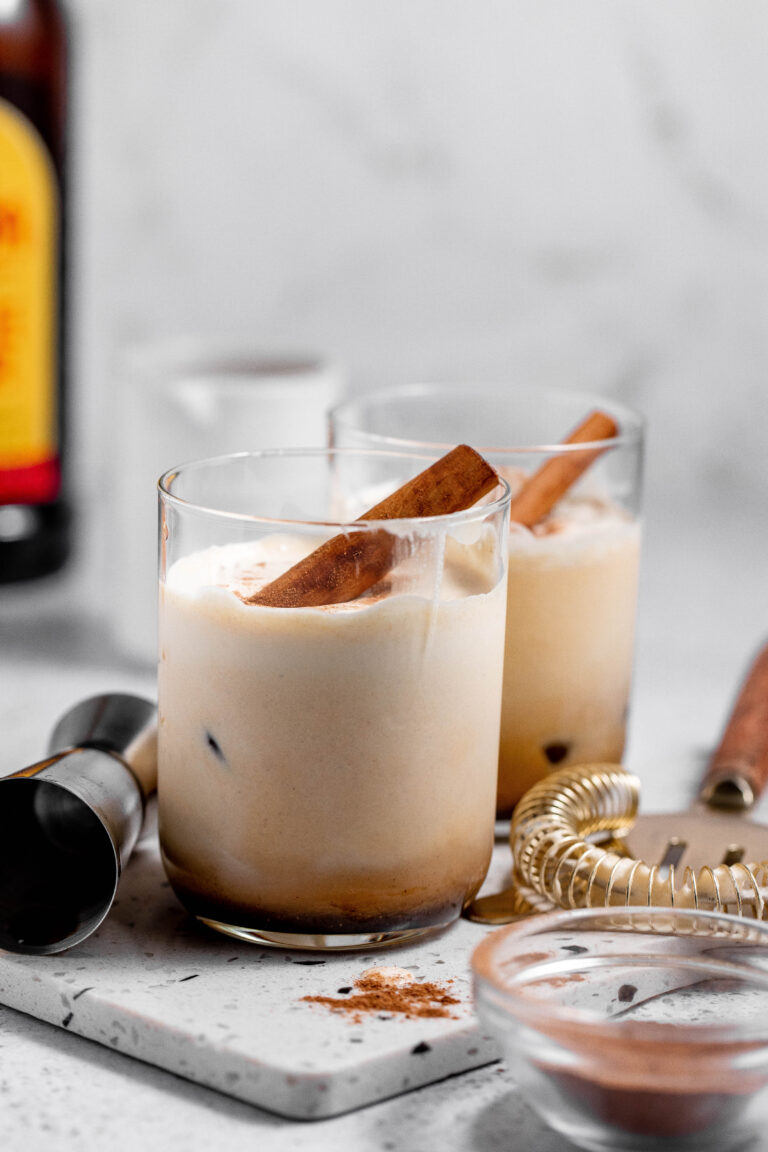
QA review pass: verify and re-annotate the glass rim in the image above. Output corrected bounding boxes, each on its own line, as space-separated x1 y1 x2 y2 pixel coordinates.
158 446 512 530
472 905 768 1044
330 382 645 455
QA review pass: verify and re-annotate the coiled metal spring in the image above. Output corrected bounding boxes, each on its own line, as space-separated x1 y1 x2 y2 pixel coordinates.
511 763 768 919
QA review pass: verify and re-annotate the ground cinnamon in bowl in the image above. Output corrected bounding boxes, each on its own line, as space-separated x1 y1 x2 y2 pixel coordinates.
472 907 768 1152
301 966 461 1024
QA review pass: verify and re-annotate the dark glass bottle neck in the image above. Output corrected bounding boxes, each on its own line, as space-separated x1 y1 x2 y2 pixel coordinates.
0 0 66 170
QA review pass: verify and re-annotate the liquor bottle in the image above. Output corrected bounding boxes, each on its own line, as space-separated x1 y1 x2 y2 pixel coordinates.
0 0 69 581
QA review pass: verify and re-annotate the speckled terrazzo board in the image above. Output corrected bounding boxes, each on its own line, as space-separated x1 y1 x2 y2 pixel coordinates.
0 812 505 1120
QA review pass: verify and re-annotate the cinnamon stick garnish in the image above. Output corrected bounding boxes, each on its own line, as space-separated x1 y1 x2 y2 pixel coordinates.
506 409 618 528
244 444 499 608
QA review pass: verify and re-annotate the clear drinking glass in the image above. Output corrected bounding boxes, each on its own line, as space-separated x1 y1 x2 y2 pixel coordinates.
330 384 644 816
158 448 510 950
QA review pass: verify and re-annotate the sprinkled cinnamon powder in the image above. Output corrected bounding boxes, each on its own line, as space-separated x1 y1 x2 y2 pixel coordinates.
301 966 461 1023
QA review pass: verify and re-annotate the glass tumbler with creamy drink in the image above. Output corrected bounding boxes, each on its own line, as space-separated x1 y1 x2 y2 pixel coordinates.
158 447 510 949
330 386 644 817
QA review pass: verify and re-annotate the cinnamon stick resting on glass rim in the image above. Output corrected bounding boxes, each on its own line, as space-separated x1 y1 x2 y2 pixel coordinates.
506 409 618 528
243 444 500 609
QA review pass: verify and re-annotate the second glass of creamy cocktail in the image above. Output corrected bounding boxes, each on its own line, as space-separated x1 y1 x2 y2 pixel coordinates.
158 447 510 949
330 386 644 817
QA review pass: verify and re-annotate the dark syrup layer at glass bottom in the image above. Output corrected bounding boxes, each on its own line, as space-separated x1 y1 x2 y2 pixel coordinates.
162 859 464 935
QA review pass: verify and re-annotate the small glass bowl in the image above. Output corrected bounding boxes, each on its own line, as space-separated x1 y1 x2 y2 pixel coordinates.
472 907 768 1152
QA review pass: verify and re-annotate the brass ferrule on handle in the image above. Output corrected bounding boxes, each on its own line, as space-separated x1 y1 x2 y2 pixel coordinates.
700 769 755 812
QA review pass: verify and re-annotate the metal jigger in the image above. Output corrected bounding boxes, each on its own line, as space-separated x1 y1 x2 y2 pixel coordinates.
0 693 157 955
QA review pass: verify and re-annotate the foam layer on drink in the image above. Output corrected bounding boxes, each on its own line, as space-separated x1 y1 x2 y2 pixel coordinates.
158 532 507 933
497 492 640 815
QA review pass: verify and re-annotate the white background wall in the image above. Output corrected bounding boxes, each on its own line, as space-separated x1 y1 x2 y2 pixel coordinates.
61 0 766 674
69 1 768 510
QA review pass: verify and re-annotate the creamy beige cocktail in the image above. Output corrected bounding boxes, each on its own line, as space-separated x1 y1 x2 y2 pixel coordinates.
330 386 644 816
157 449 510 949
498 489 640 813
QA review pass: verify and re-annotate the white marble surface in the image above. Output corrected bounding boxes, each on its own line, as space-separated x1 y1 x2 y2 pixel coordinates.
0 827 503 1120
1 496 768 1150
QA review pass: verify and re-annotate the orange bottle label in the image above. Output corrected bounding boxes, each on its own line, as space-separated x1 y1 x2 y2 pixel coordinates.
0 97 59 503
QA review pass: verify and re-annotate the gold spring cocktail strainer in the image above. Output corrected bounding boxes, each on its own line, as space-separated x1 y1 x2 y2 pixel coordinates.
466 642 768 924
